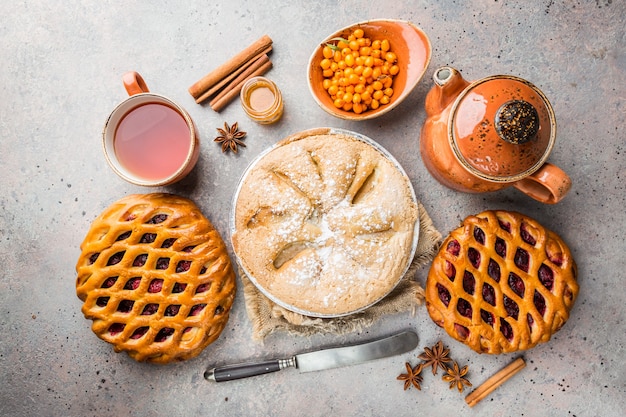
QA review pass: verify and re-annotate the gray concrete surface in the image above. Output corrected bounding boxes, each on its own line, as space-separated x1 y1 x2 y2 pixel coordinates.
1 1 624 416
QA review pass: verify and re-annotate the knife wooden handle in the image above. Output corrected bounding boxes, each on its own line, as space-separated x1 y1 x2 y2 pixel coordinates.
205 357 296 382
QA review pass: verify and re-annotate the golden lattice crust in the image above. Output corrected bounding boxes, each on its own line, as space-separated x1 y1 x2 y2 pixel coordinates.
425 210 578 354
76 193 236 364
232 132 419 316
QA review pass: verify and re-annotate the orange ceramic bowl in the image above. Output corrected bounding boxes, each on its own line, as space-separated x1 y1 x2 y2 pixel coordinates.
307 19 432 121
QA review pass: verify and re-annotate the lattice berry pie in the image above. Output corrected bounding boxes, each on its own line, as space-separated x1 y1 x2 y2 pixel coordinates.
425 210 578 354
76 193 236 363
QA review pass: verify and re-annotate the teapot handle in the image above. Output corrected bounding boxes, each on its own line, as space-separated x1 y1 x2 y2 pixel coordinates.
513 163 572 204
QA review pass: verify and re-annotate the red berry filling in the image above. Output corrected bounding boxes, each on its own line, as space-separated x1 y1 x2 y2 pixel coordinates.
215 305 225 315
89 253 100 264
189 304 206 316
183 246 196 253
141 304 159 315
468 247 481 268
548 251 564 266
101 276 118 288
172 282 187 293
437 283 451 306
200 266 208 274
482 282 496 306
454 323 469 340
108 323 125 335
161 238 176 248
457 298 473 318
514 248 530 272
176 260 192 273
473 226 485 245
130 327 149 339
520 222 537 245
164 304 180 316
196 283 210 294
183 327 193 333
148 279 163 293
527 313 534 331
154 327 174 342
508 272 525 298
447 239 461 256
156 257 170 270
495 237 507 258
500 319 514 341
117 300 134 313
462 271 475 295
481 309 494 326
96 296 109 307
538 264 554 290
140 233 156 243
133 254 147 267
116 231 131 241
124 277 141 290
107 251 125 266
125 214 137 221
503 295 519 320
488 259 501 282
444 260 456 281
533 290 546 315
498 219 511 232
147 214 168 224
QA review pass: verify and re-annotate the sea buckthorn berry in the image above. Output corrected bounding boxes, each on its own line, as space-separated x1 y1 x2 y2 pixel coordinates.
320 28 399 115
385 51 397 63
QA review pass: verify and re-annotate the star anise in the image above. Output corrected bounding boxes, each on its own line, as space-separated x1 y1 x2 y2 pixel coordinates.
397 362 424 391
214 122 246 153
442 361 472 393
418 340 452 375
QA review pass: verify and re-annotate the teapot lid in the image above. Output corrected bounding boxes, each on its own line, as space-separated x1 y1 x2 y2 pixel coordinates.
449 75 556 181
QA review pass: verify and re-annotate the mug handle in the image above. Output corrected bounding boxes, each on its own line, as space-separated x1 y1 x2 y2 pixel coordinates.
513 163 572 204
122 71 149 96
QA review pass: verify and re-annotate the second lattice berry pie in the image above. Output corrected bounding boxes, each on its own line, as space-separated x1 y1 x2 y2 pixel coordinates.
425 210 579 354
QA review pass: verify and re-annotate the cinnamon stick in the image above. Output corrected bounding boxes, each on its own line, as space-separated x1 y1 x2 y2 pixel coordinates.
188 35 273 101
209 56 272 112
194 45 273 104
465 357 526 407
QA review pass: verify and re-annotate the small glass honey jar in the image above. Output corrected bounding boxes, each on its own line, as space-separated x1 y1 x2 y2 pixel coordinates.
240 76 283 124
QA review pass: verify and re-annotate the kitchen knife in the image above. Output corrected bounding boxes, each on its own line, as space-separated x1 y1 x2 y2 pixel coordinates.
204 330 418 382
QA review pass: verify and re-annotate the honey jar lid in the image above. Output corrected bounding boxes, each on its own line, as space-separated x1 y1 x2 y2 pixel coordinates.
449 75 556 181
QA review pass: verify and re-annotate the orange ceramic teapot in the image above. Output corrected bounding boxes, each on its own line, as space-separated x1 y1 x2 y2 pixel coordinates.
420 67 571 204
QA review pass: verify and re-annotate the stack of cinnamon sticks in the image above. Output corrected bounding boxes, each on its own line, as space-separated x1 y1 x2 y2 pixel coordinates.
188 35 273 112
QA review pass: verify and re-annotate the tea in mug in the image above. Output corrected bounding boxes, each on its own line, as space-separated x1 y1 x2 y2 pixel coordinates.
114 103 191 181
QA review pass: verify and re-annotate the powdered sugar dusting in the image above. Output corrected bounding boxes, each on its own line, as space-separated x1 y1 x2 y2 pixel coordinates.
233 133 418 316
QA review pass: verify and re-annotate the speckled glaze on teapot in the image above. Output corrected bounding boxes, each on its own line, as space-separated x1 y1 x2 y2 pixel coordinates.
420 67 571 204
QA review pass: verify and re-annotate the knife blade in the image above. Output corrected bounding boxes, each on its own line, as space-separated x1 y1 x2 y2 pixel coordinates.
204 330 418 382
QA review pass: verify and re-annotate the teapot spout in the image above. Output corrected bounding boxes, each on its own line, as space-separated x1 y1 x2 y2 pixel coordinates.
424 66 470 116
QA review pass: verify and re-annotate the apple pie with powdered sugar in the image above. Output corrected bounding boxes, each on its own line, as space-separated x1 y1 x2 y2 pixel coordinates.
232 130 419 317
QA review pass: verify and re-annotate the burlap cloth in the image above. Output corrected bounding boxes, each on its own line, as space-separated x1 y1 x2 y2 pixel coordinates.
240 202 442 340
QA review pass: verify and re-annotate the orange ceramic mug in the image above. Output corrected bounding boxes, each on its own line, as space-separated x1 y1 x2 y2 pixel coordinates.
102 71 200 186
